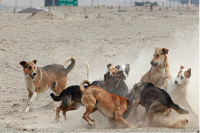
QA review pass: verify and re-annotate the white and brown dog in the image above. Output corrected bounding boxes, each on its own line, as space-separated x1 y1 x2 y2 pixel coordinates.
141 48 171 90
19 56 76 112
166 65 198 118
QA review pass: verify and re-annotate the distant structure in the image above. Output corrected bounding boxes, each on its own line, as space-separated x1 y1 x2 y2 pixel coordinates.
17 7 46 13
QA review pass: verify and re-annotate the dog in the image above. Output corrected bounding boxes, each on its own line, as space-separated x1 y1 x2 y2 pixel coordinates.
115 64 130 80
50 64 132 122
80 80 131 127
91 63 129 97
140 48 171 90
166 65 198 118
131 82 189 126
19 56 76 112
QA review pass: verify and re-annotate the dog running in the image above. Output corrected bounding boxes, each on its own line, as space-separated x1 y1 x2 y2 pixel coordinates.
19 56 76 112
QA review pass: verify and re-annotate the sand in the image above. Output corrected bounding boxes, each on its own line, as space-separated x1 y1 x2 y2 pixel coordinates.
0 6 199 132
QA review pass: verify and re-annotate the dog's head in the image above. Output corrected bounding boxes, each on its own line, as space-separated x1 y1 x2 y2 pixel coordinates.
107 63 118 77
20 60 37 79
175 65 191 86
150 48 169 67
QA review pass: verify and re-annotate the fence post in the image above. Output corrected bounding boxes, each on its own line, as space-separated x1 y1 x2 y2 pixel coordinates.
53 0 55 11
187 0 189 11
150 4 153 11
119 5 121 12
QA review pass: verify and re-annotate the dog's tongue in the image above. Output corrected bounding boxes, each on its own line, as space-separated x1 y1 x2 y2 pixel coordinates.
30 75 34 79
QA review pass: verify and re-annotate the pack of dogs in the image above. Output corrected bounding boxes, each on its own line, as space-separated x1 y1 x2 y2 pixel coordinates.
19 47 198 128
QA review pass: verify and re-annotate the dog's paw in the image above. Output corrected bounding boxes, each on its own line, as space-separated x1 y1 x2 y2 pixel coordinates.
136 122 143 128
55 118 59 122
24 106 30 113
88 121 94 125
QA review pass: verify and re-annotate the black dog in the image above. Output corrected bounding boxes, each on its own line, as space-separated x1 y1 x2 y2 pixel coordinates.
50 85 87 121
131 82 189 126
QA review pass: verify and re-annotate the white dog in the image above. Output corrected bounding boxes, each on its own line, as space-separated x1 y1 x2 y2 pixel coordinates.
166 65 198 118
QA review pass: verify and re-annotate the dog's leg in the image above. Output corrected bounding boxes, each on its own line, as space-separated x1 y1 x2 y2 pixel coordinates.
140 108 149 122
115 110 131 127
83 105 96 125
147 100 167 126
163 78 171 91
62 103 81 120
55 107 62 122
183 99 198 118
24 91 38 112
21 92 32 112
130 100 140 118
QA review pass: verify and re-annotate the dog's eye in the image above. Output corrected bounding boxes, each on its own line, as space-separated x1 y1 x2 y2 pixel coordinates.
109 69 110 70
29 66 32 69
181 76 184 79
113 72 115 74
156 54 159 57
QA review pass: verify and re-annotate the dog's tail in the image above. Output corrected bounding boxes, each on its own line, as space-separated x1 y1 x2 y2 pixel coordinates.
50 91 64 101
64 56 76 75
80 80 90 93
171 102 189 114
85 61 92 83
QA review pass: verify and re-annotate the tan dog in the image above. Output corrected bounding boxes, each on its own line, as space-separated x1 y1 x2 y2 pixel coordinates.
19 56 76 112
80 80 131 127
140 48 171 90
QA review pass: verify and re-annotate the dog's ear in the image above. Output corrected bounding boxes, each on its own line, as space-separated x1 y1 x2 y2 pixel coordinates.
20 61 27 67
107 63 112 68
180 65 184 69
162 48 169 54
115 65 120 70
187 68 191 77
32 60 37 64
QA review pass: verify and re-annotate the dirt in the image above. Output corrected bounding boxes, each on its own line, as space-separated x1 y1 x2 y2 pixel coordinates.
0 6 198 132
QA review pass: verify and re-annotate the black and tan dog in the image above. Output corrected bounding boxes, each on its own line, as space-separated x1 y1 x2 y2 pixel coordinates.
80 80 131 127
131 82 189 126
19 56 76 112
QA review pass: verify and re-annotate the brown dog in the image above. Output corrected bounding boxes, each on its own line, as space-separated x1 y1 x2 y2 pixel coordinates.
80 80 131 127
140 48 171 90
19 56 76 112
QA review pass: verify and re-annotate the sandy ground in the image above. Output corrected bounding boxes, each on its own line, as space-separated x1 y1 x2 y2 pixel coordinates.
0 6 199 132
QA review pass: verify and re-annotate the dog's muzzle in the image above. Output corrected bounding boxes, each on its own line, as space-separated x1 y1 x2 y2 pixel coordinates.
150 61 158 67
30 72 37 79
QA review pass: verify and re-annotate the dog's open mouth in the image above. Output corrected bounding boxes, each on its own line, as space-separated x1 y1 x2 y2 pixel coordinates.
29 74 36 79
